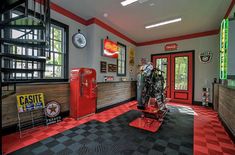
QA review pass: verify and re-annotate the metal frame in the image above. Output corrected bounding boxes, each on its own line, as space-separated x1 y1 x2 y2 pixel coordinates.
17 107 48 138
117 42 127 76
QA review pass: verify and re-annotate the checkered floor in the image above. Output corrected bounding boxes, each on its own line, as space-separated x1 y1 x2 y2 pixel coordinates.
9 105 193 155
2 101 235 155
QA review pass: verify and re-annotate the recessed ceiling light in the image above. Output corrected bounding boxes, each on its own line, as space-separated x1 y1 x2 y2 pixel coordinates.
145 18 182 29
121 0 138 6
103 13 108 18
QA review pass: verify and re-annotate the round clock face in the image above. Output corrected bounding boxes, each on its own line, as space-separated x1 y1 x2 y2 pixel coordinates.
72 33 87 48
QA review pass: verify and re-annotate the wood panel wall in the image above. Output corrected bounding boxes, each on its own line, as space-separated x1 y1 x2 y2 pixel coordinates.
97 81 136 109
218 85 235 137
2 81 136 128
2 83 70 128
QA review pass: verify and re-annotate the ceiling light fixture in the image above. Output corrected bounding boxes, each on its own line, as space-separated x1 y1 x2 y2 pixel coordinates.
145 18 182 29
121 0 138 6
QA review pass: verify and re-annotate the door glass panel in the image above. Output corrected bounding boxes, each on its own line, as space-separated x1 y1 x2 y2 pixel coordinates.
156 58 167 88
175 56 188 90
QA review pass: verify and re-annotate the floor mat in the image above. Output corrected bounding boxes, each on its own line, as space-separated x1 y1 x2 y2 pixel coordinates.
9 105 194 155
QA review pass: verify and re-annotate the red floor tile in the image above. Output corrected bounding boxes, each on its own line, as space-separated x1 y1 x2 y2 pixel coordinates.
168 102 235 155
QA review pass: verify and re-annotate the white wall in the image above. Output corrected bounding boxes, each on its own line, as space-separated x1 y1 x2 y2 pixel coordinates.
86 24 137 82
136 35 220 102
51 9 221 102
51 11 137 82
51 10 90 73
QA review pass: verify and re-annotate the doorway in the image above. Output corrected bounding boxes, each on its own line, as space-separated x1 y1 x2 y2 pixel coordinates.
152 51 194 104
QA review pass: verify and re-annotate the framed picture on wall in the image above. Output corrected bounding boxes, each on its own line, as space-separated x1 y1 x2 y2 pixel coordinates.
108 64 117 72
100 61 107 73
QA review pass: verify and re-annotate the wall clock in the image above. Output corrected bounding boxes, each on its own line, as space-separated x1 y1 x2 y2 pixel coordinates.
72 30 87 48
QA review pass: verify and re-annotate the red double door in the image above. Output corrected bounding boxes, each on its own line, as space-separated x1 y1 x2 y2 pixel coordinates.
152 51 193 104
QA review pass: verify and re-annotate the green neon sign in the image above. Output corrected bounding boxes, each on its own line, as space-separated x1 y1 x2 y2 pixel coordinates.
220 19 229 80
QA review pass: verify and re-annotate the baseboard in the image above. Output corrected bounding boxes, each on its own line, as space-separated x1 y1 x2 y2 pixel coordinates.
218 114 235 143
193 101 213 107
96 97 136 113
2 111 70 136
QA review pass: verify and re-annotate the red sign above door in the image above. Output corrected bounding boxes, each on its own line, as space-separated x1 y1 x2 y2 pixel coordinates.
165 43 178 51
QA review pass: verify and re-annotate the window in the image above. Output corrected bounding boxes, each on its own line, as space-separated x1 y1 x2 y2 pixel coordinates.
45 24 66 78
9 12 68 81
174 56 188 90
117 43 126 76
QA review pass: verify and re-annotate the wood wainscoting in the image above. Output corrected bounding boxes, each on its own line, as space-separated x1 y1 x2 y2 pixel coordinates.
218 85 235 141
97 81 136 109
2 81 137 129
2 83 70 128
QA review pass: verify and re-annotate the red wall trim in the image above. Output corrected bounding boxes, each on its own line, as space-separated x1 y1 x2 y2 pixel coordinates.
37 1 233 47
136 29 219 47
224 0 235 19
86 18 137 45
50 2 87 26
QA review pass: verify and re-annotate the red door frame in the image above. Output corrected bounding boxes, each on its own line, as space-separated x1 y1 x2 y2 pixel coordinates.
151 51 194 104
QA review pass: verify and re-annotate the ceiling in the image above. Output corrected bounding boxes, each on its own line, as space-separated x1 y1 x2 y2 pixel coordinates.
51 0 232 43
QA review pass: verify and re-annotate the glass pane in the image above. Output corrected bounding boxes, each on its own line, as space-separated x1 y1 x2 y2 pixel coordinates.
45 65 53 77
175 56 188 90
53 40 62 53
16 47 22 55
33 30 38 39
22 73 26 78
12 30 25 38
16 61 21 69
22 61 26 69
16 73 21 78
54 28 62 41
50 39 54 51
28 73 32 78
54 53 62 65
34 49 38 56
28 62 32 69
54 66 62 77
34 71 39 78
28 48 32 55
33 62 38 69
28 33 33 39
46 52 54 65
156 58 167 88
118 67 121 73
50 27 53 39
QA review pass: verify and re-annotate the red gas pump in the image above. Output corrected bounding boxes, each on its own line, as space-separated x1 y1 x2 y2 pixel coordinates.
70 68 97 119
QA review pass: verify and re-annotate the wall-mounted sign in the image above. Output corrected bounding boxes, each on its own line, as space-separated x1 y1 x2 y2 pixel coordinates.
16 93 45 113
102 39 120 58
45 100 62 125
129 48 135 66
199 51 213 63
104 76 114 82
108 64 117 72
165 43 178 51
220 19 229 80
100 61 107 73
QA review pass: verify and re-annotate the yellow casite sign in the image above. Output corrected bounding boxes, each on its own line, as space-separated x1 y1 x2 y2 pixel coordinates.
16 93 45 113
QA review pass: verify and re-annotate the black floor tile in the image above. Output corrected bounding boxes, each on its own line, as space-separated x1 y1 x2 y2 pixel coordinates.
10 105 194 155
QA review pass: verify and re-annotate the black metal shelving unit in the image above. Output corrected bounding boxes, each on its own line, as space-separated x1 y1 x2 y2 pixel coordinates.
0 0 50 154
